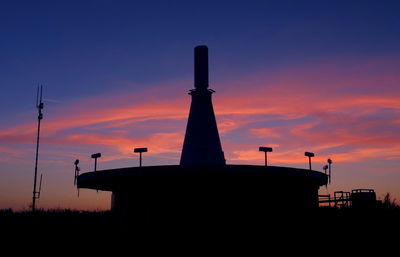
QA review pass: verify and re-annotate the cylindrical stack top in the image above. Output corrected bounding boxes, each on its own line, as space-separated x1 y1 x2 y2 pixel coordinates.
194 45 209 89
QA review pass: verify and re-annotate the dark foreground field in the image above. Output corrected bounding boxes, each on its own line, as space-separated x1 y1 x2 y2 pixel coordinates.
2 207 399 236
1 208 399 252
0 209 115 233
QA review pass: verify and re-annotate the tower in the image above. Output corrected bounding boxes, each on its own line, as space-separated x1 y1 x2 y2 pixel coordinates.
77 46 329 222
180 46 226 166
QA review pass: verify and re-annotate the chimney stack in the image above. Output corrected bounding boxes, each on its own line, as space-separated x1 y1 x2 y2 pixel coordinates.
180 45 225 166
194 45 209 90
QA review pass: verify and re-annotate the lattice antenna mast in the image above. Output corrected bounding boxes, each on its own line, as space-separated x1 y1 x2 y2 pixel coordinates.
32 85 44 212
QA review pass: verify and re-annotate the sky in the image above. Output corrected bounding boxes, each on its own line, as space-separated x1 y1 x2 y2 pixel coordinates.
0 0 399 210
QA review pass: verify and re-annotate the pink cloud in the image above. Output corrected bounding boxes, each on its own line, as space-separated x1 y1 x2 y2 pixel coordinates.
249 127 281 138
1 55 399 167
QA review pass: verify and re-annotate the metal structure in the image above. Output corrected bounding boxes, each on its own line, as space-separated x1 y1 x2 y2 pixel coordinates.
322 165 328 188
323 165 328 174
180 46 225 166
259 147 273 166
134 147 148 167
318 191 350 208
32 85 44 212
327 158 332 184
91 153 101 171
79 165 328 213
76 46 329 223
74 159 80 185
351 189 377 208
334 191 351 208
304 152 315 170
74 159 81 197
318 189 377 208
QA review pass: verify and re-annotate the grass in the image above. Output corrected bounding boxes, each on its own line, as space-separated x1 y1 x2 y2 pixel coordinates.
0 209 116 235
1 206 400 238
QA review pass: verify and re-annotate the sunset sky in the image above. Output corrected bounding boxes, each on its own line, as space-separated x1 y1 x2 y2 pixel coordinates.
1 0 399 210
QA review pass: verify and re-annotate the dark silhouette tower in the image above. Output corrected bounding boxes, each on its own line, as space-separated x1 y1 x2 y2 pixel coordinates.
77 46 329 221
180 46 226 165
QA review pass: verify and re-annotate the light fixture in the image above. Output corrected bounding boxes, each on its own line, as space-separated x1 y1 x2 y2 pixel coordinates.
304 152 315 170
134 148 148 167
259 146 273 166
91 153 101 172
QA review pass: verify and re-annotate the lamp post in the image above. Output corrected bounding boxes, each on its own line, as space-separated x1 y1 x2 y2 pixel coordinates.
259 146 273 166
91 153 101 172
74 159 80 185
134 148 148 167
323 165 328 174
327 158 332 184
304 152 315 170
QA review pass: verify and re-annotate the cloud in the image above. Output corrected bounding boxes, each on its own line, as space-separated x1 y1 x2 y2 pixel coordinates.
0 55 399 167
249 127 281 138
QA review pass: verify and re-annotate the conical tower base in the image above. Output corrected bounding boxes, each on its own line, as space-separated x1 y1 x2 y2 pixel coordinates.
180 88 225 165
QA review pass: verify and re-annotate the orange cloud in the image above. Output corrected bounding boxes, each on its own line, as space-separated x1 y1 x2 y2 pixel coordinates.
1 56 399 167
249 127 281 138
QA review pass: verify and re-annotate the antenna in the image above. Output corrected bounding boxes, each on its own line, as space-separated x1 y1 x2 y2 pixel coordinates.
32 85 44 212
37 174 43 199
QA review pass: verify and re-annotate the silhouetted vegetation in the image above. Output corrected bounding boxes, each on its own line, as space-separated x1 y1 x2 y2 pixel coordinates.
0 209 116 236
2 206 399 238
382 192 399 209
